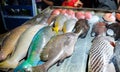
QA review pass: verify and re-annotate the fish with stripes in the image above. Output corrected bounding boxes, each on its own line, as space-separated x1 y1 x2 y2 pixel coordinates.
88 36 116 72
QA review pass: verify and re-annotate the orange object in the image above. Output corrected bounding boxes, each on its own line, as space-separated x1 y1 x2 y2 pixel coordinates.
116 13 120 21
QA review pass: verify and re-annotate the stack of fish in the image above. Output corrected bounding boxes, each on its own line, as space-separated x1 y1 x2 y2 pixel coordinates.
0 7 120 72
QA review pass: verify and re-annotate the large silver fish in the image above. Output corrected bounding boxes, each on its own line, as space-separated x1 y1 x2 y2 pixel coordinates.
88 36 116 72
24 19 90 72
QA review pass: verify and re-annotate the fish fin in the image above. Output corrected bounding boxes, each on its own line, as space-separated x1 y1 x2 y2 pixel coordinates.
37 61 44 65
62 24 67 33
110 41 115 47
14 60 32 72
24 65 46 72
109 55 115 64
57 53 68 66
52 27 59 34
57 59 64 66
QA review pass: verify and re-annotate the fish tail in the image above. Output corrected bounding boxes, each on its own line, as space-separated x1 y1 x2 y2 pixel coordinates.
0 60 18 68
24 65 46 72
14 60 32 72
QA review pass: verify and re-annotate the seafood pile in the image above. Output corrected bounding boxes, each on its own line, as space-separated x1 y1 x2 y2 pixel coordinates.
0 6 120 72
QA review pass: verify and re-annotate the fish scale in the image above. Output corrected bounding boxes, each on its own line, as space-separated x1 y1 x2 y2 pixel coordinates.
88 36 115 72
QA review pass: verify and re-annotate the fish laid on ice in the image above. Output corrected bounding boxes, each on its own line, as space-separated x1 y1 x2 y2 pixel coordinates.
0 25 31 62
0 24 46 68
88 36 116 72
62 18 77 33
14 26 56 71
24 19 90 72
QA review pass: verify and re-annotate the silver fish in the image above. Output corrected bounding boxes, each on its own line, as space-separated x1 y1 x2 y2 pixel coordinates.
88 36 116 72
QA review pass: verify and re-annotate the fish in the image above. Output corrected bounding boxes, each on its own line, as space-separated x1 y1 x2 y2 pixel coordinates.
112 39 120 72
62 18 77 33
14 26 56 71
106 23 120 40
88 36 116 72
24 19 90 72
0 24 46 68
0 25 31 62
91 22 107 37
73 19 90 38
53 14 68 34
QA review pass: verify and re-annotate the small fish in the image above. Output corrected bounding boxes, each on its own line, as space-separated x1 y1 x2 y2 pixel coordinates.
0 24 46 68
53 14 68 34
62 18 77 33
14 26 56 71
24 19 90 72
88 36 116 72
0 25 31 62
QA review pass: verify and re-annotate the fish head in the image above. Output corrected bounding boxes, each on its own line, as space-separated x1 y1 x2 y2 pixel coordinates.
91 22 107 37
73 19 90 38
106 23 120 40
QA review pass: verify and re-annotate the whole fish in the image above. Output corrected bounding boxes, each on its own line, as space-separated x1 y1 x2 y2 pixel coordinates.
0 25 31 62
14 26 56 71
53 14 68 34
62 18 77 33
112 39 120 72
24 19 90 72
0 24 46 68
88 36 116 72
